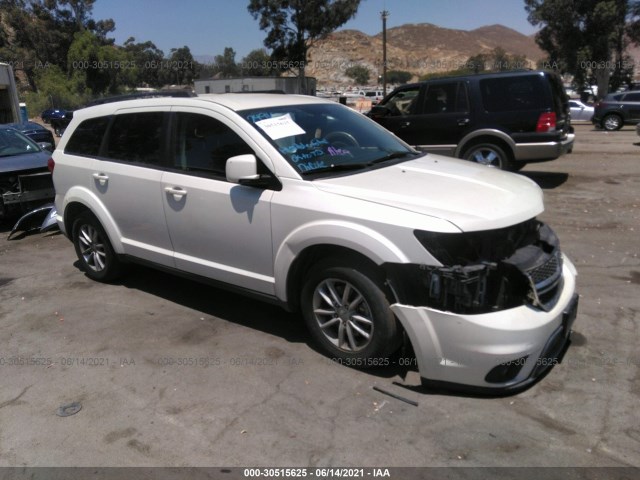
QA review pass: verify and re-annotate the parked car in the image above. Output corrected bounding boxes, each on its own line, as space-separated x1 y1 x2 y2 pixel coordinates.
0 125 55 219
568 100 594 122
5 121 55 150
52 93 578 392
636 122 640 138
364 90 384 104
592 91 640 131
50 111 73 137
40 108 67 124
367 70 575 171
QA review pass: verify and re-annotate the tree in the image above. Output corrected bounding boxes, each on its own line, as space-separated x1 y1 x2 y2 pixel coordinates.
525 0 640 97
123 37 165 87
213 47 240 78
241 48 279 76
248 0 361 93
0 0 115 90
67 30 133 95
163 46 198 85
386 70 413 84
345 64 370 85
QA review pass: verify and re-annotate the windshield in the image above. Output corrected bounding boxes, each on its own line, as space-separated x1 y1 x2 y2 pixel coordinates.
239 103 418 177
0 128 42 158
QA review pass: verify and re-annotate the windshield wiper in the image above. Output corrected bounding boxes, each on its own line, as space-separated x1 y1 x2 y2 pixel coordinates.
372 150 420 163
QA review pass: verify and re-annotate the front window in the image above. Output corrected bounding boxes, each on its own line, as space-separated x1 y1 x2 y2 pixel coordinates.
0 128 42 157
239 103 418 177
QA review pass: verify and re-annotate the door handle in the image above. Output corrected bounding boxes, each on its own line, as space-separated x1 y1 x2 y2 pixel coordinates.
457 118 470 126
400 121 411 128
92 173 109 186
164 186 187 201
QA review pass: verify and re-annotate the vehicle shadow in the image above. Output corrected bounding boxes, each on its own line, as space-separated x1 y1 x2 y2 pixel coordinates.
519 171 569 189
99 262 413 382
74 261 551 396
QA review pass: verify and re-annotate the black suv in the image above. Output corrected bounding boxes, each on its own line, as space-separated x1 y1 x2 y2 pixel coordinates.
592 91 640 131
367 70 574 170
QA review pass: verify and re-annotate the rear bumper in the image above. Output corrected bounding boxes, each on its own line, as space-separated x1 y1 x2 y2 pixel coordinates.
514 133 575 162
390 255 578 393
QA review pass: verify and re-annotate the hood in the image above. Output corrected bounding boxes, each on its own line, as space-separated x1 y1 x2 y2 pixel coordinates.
314 155 544 232
0 150 50 174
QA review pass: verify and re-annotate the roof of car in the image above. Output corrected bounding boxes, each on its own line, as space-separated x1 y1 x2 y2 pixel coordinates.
71 93 332 122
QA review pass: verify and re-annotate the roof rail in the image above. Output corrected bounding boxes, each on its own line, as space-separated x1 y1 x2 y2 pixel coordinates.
83 90 195 107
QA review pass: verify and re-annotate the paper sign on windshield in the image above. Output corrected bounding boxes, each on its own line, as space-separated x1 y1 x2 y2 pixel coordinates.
255 113 306 140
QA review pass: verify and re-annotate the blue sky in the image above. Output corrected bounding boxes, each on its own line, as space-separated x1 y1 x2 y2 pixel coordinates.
92 0 537 60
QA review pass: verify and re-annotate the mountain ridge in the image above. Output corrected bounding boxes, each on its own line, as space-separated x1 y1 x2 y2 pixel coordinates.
306 23 545 86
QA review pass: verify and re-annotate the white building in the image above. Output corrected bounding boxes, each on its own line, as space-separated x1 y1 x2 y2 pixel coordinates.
194 77 316 96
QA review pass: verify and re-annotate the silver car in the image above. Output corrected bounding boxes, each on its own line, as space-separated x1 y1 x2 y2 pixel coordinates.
569 99 594 122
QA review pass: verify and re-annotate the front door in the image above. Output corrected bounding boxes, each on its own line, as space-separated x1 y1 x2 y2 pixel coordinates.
161 109 276 295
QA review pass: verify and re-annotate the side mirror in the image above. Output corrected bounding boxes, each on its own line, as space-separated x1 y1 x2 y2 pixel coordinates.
368 105 391 118
226 154 282 190
226 154 261 184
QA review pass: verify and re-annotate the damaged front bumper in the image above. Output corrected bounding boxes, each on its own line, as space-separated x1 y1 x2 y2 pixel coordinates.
390 255 578 392
1 171 55 217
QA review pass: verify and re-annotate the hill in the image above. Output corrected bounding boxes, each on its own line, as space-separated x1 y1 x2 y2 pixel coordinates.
306 23 545 86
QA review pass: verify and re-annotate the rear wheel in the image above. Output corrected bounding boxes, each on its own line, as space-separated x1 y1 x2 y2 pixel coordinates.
300 259 401 367
463 142 511 170
602 113 623 131
72 212 122 282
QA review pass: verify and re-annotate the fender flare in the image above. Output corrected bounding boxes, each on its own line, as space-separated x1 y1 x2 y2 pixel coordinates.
273 220 410 301
455 129 516 158
61 186 125 253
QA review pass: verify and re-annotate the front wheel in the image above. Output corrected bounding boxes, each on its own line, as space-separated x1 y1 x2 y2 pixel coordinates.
72 212 122 282
300 261 401 366
602 114 623 131
463 143 511 170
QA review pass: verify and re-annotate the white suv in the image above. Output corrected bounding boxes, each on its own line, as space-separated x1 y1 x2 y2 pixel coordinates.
52 93 578 392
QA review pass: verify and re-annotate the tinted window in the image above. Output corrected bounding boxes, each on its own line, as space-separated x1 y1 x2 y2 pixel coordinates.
623 92 640 102
173 113 253 177
65 116 109 157
480 76 547 112
382 87 420 115
423 82 467 114
105 112 164 164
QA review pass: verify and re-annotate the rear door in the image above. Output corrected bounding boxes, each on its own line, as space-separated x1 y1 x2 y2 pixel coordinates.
92 108 174 266
621 92 640 121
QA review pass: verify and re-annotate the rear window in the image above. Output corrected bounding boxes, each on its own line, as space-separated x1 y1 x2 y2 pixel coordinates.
65 116 110 157
480 75 548 112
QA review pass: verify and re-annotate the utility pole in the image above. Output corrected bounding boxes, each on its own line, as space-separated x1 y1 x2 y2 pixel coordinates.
381 10 389 95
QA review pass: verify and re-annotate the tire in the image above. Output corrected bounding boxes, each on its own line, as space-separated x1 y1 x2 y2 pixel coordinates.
602 114 623 131
72 212 122 282
463 142 511 170
300 260 401 367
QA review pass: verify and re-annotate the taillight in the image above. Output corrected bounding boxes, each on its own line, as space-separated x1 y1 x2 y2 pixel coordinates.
47 157 55 173
536 112 556 132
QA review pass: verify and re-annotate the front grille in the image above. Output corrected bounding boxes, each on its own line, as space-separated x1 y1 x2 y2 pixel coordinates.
525 251 563 311
528 251 561 285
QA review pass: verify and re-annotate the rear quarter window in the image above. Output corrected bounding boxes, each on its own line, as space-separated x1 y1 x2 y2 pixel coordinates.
64 116 110 157
480 76 547 112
